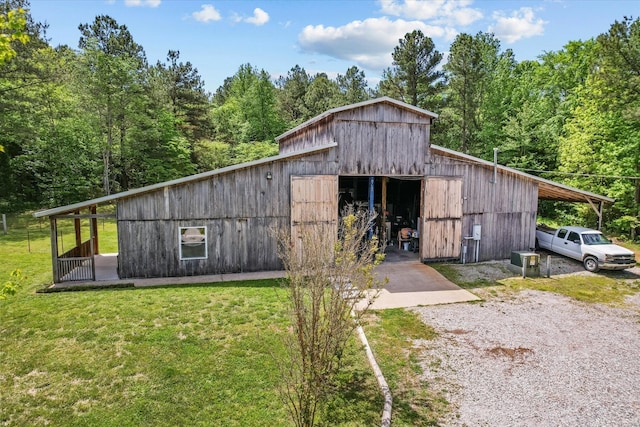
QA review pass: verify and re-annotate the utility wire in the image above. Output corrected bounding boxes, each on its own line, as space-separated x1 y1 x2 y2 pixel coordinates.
514 168 640 181
431 158 640 180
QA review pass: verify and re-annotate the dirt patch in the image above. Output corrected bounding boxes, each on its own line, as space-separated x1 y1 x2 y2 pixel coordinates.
486 346 533 360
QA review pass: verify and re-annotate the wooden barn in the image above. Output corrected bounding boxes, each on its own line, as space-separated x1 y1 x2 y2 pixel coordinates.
34 97 613 283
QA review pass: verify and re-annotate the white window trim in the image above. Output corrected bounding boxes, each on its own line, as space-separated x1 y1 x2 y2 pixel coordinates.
179 226 208 260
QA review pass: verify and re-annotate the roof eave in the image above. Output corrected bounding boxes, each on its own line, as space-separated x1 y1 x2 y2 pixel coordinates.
429 144 614 204
276 96 438 142
33 142 338 218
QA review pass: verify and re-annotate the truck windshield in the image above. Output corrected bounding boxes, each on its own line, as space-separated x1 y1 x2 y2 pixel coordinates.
582 233 612 245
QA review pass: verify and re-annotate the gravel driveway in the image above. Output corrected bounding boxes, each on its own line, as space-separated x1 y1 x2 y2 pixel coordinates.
413 270 640 426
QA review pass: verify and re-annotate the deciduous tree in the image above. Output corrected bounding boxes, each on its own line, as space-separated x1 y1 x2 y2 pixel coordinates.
276 208 385 427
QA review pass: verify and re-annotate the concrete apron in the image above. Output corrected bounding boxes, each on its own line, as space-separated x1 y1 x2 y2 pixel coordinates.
52 254 479 310
360 260 480 310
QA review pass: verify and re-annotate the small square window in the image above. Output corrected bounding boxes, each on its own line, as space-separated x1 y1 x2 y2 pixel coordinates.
179 226 207 260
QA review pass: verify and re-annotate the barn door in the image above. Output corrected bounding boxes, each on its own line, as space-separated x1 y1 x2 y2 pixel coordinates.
421 177 463 261
291 175 338 259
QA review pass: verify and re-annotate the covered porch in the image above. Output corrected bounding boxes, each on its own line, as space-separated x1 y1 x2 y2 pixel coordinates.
43 204 117 283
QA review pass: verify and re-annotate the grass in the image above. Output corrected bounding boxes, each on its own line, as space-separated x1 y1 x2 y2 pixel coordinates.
0 212 119 288
2 211 436 426
0 278 389 426
1 281 286 426
617 239 640 264
362 309 449 426
430 263 504 289
499 275 640 306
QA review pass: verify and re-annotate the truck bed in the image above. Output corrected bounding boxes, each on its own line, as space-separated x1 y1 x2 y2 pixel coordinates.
536 224 556 235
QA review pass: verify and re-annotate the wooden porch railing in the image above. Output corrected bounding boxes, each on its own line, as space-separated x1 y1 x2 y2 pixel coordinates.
56 240 94 282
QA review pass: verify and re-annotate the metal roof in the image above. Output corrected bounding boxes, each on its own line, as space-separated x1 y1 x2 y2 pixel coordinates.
276 96 438 142
34 103 612 219
33 142 338 218
430 144 614 204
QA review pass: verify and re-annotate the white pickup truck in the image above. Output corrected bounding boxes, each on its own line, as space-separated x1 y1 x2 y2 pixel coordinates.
535 225 636 272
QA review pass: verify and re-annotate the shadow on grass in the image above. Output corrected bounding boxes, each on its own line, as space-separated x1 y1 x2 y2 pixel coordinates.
392 390 444 426
430 263 506 290
37 278 287 293
596 268 640 280
322 364 383 426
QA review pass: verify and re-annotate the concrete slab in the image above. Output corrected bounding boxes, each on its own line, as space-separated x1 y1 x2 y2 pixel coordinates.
51 248 480 310
132 270 286 287
377 260 461 293
50 254 286 290
361 247 481 309
95 253 119 281
366 289 480 310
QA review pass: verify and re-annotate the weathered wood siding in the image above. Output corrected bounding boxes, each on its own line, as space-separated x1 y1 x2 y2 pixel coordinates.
278 118 335 155
115 99 540 278
421 177 463 260
426 153 538 261
333 104 430 175
290 175 338 261
117 151 338 278
334 120 429 175
278 103 432 175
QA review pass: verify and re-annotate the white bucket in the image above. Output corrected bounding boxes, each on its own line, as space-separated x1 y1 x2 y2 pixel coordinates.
402 242 410 251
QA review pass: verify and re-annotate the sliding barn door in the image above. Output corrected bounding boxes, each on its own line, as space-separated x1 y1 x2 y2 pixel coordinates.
421 177 463 261
290 175 338 259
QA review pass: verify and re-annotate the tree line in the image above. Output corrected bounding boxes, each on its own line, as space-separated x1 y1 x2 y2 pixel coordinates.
1 1 638 238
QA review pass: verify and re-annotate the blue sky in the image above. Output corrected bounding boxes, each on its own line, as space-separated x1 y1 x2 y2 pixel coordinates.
28 0 638 93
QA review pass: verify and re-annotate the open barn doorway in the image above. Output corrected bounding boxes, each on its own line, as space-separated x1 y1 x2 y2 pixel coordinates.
338 176 422 261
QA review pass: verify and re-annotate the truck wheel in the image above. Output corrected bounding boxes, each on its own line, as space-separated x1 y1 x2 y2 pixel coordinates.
583 256 600 272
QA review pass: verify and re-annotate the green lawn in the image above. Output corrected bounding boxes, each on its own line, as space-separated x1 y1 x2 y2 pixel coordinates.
499 275 640 306
363 309 448 426
0 213 446 426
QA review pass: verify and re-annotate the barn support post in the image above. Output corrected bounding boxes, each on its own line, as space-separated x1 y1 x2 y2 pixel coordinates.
598 202 603 231
381 177 388 243
585 197 604 230
368 176 374 239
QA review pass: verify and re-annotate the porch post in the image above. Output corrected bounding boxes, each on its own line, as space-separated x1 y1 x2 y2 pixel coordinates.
91 205 99 254
50 217 59 283
89 211 96 281
74 210 82 250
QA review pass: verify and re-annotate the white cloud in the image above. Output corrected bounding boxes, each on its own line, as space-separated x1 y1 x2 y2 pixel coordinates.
192 4 222 23
489 7 546 43
232 8 270 26
378 0 482 26
245 8 269 26
298 17 448 71
124 0 160 7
